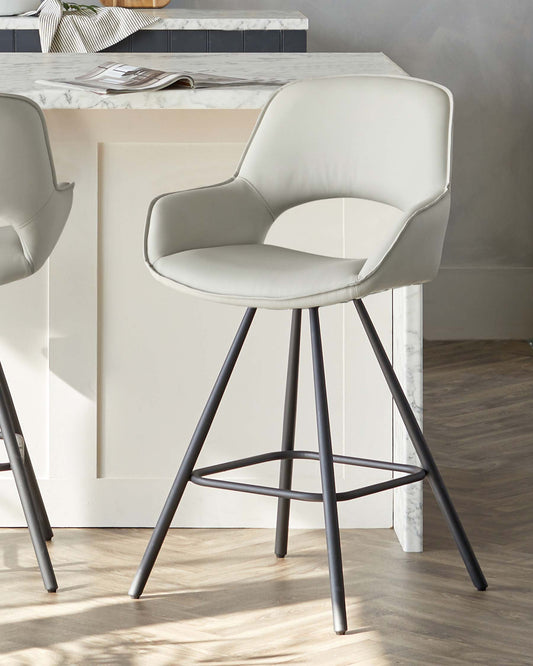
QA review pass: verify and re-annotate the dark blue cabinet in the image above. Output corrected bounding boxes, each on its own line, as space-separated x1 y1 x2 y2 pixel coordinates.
1 29 306 53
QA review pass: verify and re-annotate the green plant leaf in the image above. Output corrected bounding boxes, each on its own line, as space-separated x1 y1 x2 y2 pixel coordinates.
62 2 98 14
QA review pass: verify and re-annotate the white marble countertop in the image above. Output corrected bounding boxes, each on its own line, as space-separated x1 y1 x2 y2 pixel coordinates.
0 52 406 110
0 9 308 31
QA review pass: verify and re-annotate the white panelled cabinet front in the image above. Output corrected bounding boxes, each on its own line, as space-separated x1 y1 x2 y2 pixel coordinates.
0 110 422 544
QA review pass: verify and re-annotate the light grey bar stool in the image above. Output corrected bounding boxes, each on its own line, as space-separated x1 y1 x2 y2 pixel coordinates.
129 75 486 634
0 94 73 591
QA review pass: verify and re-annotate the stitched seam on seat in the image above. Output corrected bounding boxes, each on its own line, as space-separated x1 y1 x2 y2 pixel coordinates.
144 177 250 266
238 176 276 221
355 188 449 286
152 260 361 303
154 272 358 305
17 188 56 232
14 187 58 273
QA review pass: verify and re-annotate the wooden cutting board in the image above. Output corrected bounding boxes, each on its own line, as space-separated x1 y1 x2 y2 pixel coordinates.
99 0 170 7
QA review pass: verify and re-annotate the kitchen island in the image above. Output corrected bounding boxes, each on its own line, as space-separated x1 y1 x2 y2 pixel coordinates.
0 52 423 552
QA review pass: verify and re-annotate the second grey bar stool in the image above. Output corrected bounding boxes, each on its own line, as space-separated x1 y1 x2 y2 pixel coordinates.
129 75 486 634
0 94 73 591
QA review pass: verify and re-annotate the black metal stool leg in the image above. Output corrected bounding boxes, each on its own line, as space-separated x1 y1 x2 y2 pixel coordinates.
0 364 53 542
21 452 53 542
353 298 487 591
309 308 347 635
0 374 57 592
129 307 256 599
275 309 302 558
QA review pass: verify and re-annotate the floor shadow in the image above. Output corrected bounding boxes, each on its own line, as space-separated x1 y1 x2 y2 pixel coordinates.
0 573 344 656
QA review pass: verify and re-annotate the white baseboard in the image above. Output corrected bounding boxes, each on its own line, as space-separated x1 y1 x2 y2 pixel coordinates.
424 267 533 340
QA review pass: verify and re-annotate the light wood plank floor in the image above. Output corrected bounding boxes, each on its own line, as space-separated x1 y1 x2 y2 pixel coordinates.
1 341 532 665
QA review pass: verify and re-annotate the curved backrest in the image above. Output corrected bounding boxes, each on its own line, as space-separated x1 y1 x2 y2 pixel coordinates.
237 75 452 217
0 94 73 285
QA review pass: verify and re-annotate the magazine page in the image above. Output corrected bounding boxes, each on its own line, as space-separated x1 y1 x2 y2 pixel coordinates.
190 74 287 88
72 62 191 92
36 61 287 94
190 74 256 88
36 62 192 95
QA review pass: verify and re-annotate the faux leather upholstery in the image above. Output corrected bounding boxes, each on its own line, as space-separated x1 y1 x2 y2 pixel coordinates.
0 94 74 286
154 244 367 309
145 76 453 309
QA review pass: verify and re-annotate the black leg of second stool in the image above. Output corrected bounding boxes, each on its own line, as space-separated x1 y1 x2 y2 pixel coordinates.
129 307 256 600
275 309 302 558
353 298 487 592
0 363 53 541
309 308 347 635
0 374 57 592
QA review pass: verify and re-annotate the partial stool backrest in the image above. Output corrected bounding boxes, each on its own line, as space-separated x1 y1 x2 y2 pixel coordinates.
237 75 453 292
0 94 73 285
238 75 452 216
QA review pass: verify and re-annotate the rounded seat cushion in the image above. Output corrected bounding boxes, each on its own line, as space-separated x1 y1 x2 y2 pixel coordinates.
153 243 367 309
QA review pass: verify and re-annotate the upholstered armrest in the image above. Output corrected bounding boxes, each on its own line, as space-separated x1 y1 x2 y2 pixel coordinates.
144 177 275 267
16 183 74 275
354 189 451 298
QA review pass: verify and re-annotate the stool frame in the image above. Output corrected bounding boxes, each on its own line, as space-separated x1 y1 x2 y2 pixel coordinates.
129 300 487 634
0 363 57 592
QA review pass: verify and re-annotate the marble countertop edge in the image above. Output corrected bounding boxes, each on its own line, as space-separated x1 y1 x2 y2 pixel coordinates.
0 52 407 110
0 9 309 31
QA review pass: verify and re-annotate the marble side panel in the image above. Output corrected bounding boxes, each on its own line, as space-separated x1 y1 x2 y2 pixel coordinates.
392 285 423 552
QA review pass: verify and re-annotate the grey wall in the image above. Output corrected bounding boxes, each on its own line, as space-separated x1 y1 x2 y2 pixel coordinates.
171 0 533 338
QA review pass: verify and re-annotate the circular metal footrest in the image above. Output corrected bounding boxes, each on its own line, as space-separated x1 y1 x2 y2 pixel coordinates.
190 450 426 502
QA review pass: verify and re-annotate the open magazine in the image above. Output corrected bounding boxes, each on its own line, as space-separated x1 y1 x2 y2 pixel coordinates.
36 61 283 95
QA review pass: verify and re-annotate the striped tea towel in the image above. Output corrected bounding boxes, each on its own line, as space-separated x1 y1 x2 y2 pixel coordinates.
39 0 160 53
